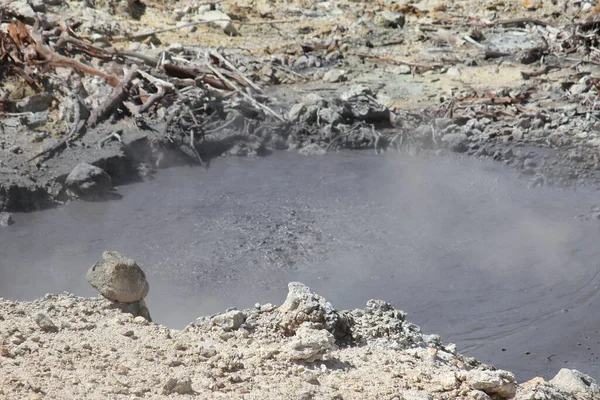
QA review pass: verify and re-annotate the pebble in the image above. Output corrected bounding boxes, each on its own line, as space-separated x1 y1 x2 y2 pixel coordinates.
0 212 14 227
322 69 347 83
34 313 59 333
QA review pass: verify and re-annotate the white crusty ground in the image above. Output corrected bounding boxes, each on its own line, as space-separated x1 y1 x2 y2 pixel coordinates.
0 294 595 400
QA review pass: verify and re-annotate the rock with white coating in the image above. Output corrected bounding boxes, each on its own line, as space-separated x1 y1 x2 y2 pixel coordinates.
467 390 491 400
211 310 246 331
549 368 599 393
467 370 516 399
34 312 59 333
323 69 347 83
284 325 336 361
374 11 405 28
87 251 149 303
277 282 350 340
163 376 193 395
0 212 14 227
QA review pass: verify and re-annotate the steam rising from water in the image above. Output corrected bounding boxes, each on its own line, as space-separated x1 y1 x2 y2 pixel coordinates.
1 151 599 380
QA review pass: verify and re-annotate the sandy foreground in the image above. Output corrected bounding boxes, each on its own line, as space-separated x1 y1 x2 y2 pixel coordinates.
1 281 598 400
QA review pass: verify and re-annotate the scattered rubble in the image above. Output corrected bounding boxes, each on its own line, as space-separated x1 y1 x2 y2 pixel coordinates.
4 0 600 209
1 276 599 399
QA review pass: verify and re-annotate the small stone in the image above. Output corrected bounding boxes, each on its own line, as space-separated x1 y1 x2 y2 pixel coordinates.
323 69 347 83
299 93 327 107
318 108 343 125
163 376 193 395
34 313 59 333
570 83 588 95
9 146 21 154
288 103 307 122
374 11 405 28
211 310 246 331
116 366 129 375
0 212 14 227
168 43 184 53
298 143 326 156
467 370 516 398
467 390 492 400
446 67 461 77
133 316 149 325
442 133 468 152
284 325 336 361
392 65 412 74
434 118 454 131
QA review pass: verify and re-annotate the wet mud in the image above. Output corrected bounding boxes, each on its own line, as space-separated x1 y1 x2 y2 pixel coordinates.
2 151 600 381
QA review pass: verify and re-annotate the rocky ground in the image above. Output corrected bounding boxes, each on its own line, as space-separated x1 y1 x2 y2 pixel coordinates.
4 0 600 211
4 0 600 398
1 273 599 400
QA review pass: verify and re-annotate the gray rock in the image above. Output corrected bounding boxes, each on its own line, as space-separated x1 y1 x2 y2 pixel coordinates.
277 282 349 340
467 390 491 400
340 85 373 102
284 325 336 361
34 312 59 333
318 108 343 125
9 1 36 20
163 376 193 395
14 93 54 113
446 67 461 77
65 163 112 200
87 251 149 303
466 370 516 399
298 143 326 156
322 69 347 83
442 133 468 152
374 11 405 28
0 212 14 227
293 55 310 70
211 310 246 331
288 103 306 122
550 368 599 393
109 299 152 322
434 118 454 131
299 93 327 107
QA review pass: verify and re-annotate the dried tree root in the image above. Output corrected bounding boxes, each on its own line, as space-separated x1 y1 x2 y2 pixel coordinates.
88 67 139 127
30 19 120 87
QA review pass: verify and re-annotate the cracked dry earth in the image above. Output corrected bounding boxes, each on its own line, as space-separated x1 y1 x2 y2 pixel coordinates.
1 283 599 400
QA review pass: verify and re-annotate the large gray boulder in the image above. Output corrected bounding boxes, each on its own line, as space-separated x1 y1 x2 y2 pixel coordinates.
87 251 149 303
65 163 112 199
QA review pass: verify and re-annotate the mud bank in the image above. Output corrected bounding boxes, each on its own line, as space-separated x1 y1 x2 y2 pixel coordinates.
1 283 598 400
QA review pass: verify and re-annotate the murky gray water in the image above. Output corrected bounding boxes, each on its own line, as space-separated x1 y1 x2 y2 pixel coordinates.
2 151 600 381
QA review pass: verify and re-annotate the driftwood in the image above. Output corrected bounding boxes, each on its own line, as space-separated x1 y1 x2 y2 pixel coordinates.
206 63 285 121
88 67 139 127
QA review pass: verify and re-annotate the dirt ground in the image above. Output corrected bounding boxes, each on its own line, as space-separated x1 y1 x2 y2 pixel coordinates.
4 0 600 209
1 283 599 400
